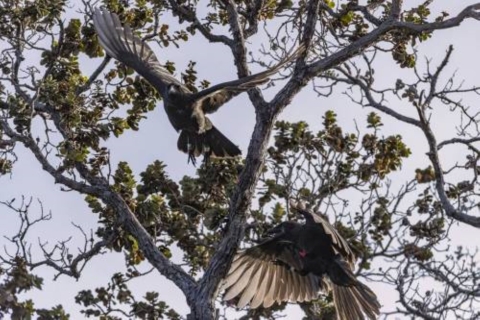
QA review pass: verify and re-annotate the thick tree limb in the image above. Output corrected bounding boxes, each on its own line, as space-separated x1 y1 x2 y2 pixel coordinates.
188 2 319 318
243 0 264 38
98 189 197 295
391 0 403 20
0 107 197 300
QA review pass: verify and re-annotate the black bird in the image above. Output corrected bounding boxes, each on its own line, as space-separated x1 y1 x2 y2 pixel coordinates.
93 8 303 165
222 201 381 320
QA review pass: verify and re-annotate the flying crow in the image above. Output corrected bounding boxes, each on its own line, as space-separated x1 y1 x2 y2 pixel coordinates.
93 8 303 165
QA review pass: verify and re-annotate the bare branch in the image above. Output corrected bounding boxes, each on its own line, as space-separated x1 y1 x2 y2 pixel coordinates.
167 0 232 45
437 137 480 150
0 120 100 195
76 56 111 95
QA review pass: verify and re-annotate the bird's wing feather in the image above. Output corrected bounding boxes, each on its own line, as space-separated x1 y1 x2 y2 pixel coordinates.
250 261 273 308
195 44 305 114
261 265 278 308
92 8 185 96
222 236 320 309
255 234 304 271
310 212 357 268
291 201 357 269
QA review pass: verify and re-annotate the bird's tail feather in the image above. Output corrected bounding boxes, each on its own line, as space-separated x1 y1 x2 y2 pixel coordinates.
205 126 241 158
328 258 380 320
177 126 241 165
331 282 380 320
328 258 357 286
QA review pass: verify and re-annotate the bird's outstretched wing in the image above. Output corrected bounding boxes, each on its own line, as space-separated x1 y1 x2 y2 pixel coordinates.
222 234 321 309
290 200 356 269
92 8 186 96
196 44 306 114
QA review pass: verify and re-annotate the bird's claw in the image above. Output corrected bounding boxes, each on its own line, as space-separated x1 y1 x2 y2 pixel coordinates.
187 152 197 166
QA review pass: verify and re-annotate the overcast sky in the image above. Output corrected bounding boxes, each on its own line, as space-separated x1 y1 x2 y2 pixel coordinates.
1 1 480 319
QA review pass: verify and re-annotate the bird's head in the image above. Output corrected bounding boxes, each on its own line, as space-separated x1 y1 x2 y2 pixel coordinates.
264 221 298 240
289 199 315 223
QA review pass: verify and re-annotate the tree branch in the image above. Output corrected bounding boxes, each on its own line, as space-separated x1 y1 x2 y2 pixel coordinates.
76 56 111 95
416 107 480 227
391 0 403 20
437 137 480 150
0 120 100 195
307 3 480 78
243 0 264 38
395 3 480 32
333 66 423 127
167 0 232 45
1 101 198 300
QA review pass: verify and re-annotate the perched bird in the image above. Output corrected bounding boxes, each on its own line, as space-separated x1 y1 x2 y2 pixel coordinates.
222 201 381 320
93 8 304 165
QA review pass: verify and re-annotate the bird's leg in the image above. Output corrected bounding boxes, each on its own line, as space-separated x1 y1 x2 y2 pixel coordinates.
186 136 197 166
202 142 211 162
202 151 211 166
188 152 197 166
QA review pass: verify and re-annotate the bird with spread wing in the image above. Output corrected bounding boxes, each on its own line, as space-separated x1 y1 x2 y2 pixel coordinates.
93 8 304 165
222 200 381 320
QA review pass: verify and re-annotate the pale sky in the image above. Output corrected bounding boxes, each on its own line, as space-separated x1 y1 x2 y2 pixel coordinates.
1 1 480 319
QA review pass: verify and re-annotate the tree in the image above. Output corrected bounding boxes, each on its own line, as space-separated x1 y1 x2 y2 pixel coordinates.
1 0 480 319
